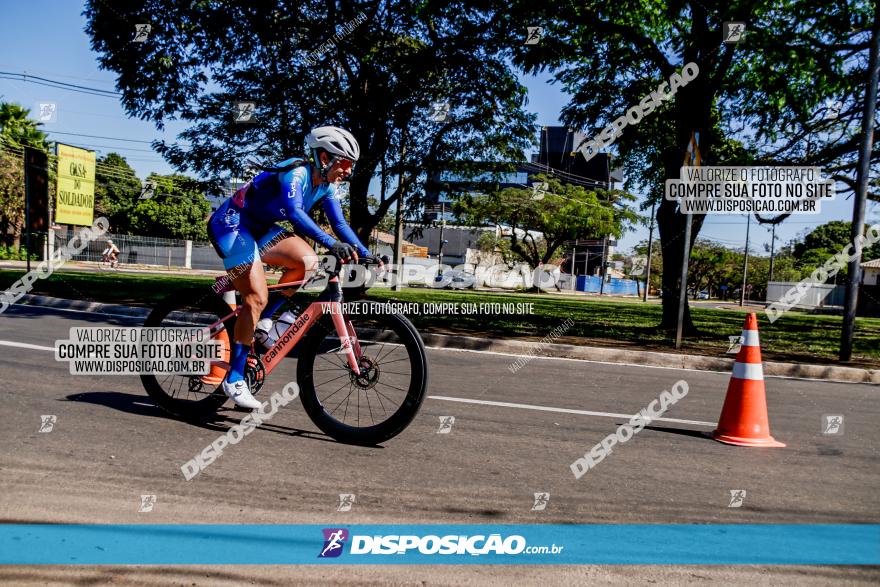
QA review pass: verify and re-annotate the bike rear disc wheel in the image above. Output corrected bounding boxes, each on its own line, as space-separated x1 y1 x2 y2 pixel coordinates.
139 288 237 419
296 301 428 445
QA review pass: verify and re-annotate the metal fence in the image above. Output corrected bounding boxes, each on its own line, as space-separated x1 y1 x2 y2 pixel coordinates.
766 281 846 308
54 228 225 271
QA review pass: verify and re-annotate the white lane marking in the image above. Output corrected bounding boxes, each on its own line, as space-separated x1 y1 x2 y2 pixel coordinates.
0 340 54 352
428 395 717 427
1 303 868 385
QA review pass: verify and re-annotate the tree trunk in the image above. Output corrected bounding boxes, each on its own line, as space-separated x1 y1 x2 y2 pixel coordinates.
657 195 708 332
11 216 23 251
0 215 8 248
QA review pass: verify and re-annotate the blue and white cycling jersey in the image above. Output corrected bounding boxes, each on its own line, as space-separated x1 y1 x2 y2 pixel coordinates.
208 159 369 269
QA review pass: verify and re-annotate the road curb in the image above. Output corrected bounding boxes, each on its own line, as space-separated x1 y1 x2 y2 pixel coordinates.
15 294 879 384
419 333 880 385
20 294 150 319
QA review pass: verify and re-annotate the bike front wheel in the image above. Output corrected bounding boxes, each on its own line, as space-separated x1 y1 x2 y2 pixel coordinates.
296 301 428 445
139 287 237 419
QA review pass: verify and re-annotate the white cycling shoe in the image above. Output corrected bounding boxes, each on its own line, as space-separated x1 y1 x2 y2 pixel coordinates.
221 378 262 410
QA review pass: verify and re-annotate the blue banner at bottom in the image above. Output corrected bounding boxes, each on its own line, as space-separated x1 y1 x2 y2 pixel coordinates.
0 524 877 565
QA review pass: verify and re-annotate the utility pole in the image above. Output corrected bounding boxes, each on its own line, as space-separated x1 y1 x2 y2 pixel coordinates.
740 214 751 306
600 157 613 296
24 152 32 273
643 200 656 302
392 128 407 291
675 131 701 349
841 0 880 361
768 223 777 283
598 235 607 295
675 215 693 349
437 202 446 276
570 242 577 291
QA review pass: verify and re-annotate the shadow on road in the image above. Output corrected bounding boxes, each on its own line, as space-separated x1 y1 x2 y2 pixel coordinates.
5 303 144 325
640 424 712 441
61 391 351 446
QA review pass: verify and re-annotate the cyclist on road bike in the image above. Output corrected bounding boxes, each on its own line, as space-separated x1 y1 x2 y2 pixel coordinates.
207 126 378 409
102 239 119 268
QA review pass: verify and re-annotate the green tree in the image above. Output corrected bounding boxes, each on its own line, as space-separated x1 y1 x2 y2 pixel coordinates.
632 239 664 294
84 0 536 245
128 174 211 240
453 174 636 267
501 0 878 333
0 103 49 149
792 220 880 281
688 239 740 298
94 153 142 234
0 102 49 248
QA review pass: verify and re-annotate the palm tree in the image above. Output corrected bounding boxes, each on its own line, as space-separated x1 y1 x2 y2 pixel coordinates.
0 102 50 248
0 103 49 148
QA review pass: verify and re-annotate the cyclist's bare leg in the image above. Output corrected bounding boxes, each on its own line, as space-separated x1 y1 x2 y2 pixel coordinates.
261 235 319 293
230 261 268 345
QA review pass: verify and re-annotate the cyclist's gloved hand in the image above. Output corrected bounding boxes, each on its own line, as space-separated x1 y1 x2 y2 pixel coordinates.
330 241 357 261
360 253 384 269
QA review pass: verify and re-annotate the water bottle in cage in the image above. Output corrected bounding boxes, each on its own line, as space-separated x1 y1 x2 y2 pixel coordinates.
255 310 297 347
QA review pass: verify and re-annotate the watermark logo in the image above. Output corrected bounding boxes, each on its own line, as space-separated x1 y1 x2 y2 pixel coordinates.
305 12 367 66
508 318 575 374
630 255 647 277
767 223 880 322
38 415 56 433
822 414 844 435
319 528 349 558
728 490 746 508
429 102 450 122
0 217 109 316
530 181 548 201
139 494 157 512
582 62 699 161
531 492 549 511
234 101 256 123
180 383 299 480
726 335 743 354
349 533 547 556
337 493 355 512
571 380 689 479
824 99 843 120
723 22 746 44
667 166 834 215
36 102 57 123
524 26 544 45
437 416 455 434
139 180 156 200
133 24 151 42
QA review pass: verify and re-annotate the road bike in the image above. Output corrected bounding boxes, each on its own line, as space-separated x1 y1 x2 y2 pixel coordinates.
140 257 428 445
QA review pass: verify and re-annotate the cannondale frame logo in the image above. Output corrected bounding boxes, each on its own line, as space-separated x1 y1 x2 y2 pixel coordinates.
319 528 349 558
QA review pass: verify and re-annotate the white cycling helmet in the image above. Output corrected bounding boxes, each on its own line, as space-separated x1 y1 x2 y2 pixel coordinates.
306 126 360 162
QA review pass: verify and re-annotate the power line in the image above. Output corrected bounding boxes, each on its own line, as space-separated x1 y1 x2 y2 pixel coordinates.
0 64 118 88
0 71 121 98
45 130 184 145
0 142 200 186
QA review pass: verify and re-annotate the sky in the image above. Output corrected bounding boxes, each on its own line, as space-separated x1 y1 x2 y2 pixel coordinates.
0 0 876 255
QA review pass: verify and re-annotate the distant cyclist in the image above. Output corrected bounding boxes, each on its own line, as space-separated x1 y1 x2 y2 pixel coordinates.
207 126 379 409
102 239 120 269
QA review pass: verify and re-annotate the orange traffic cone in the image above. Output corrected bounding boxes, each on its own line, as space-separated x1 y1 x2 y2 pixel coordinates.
712 313 785 447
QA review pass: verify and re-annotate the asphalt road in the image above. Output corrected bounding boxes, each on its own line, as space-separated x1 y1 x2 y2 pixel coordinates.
1 304 878 585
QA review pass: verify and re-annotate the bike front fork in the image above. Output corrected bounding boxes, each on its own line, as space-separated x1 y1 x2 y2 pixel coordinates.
328 303 362 375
